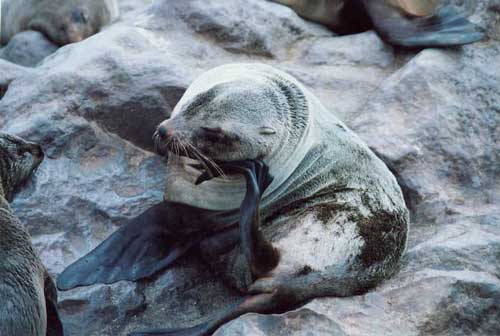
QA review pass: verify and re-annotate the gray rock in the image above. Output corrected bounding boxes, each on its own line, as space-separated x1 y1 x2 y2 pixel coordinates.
216 308 348 336
0 0 498 335
0 59 35 100
0 30 58 67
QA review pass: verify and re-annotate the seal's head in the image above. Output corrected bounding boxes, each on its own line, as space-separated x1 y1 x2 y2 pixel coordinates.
153 63 311 210
28 0 117 46
0 133 44 201
154 77 307 173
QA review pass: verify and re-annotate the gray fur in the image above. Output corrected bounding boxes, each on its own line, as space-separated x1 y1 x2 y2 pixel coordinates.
1 0 119 46
157 63 410 297
0 133 58 336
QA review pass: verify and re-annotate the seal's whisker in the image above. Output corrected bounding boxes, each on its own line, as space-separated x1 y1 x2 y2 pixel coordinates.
173 138 181 165
154 132 163 155
185 141 226 179
178 139 189 158
191 148 214 179
178 139 215 178
180 140 213 178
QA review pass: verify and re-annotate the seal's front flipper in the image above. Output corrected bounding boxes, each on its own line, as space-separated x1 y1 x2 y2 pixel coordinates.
129 293 279 336
57 202 199 290
197 159 279 279
363 0 484 47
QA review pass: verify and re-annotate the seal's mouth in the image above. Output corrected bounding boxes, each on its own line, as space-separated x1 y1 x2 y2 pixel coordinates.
153 130 225 180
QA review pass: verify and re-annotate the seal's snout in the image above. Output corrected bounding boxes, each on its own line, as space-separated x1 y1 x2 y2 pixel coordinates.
153 124 174 156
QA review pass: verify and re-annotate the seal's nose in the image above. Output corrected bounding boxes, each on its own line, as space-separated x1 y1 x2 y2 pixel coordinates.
158 126 169 139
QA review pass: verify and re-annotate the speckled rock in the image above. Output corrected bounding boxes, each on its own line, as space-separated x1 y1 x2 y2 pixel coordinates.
0 59 35 99
1 0 498 335
0 30 58 67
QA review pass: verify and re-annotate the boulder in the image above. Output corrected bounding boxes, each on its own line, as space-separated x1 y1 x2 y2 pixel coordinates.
0 30 58 67
0 0 498 335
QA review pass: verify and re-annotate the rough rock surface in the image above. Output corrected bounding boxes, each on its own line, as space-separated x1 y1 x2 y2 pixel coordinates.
0 0 498 335
0 30 58 67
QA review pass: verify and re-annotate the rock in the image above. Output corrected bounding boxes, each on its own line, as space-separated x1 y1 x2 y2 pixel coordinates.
0 59 35 100
0 0 498 335
216 308 348 336
0 30 58 67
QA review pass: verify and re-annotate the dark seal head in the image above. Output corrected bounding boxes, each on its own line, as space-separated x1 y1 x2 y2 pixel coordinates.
0 133 63 336
28 0 119 45
0 133 44 201
1 0 120 46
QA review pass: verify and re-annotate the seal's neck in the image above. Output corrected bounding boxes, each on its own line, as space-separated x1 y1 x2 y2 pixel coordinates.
261 73 312 199
0 156 14 202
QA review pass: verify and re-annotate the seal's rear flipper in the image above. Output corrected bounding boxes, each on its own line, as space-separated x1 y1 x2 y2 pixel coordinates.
57 202 200 290
363 1 485 47
45 275 64 336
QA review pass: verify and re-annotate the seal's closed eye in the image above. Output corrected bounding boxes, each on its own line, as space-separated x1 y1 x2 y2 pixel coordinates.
200 126 223 134
199 126 224 141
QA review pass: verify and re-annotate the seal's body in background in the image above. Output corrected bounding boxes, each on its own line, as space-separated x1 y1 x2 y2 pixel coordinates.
1 0 119 46
0 133 63 336
270 0 484 47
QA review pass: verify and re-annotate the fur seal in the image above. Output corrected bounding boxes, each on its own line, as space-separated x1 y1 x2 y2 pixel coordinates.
1 0 119 46
269 0 484 47
57 63 409 336
0 133 63 336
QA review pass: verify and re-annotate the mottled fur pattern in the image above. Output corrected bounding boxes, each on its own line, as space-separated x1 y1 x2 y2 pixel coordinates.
1 0 119 46
158 63 410 297
0 133 59 336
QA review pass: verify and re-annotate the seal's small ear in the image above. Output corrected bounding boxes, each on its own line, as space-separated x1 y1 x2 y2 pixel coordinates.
258 126 276 135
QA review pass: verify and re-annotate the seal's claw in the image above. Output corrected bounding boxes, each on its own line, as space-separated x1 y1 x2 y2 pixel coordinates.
189 163 205 170
195 171 212 185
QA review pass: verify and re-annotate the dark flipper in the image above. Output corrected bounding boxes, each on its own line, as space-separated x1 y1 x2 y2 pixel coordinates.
196 159 279 279
57 202 200 290
129 293 279 336
363 1 485 47
44 275 64 336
